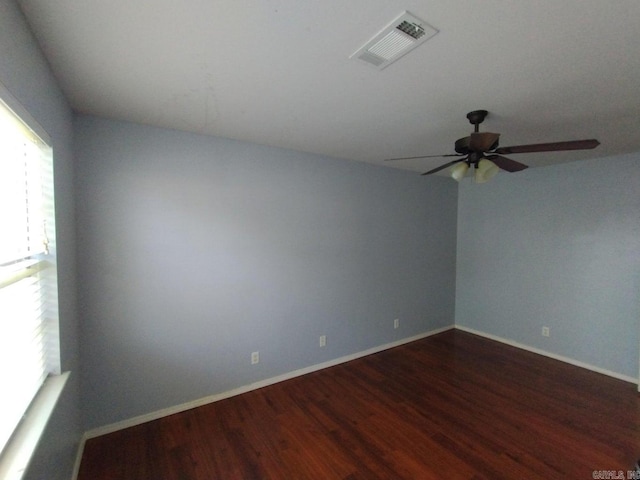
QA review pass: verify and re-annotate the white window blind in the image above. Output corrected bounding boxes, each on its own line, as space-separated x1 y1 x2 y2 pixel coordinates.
0 95 60 457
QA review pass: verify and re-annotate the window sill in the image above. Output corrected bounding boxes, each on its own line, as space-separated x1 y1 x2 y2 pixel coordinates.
0 372 70 480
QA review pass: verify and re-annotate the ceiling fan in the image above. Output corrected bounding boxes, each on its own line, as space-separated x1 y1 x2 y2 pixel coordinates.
386 110 600 183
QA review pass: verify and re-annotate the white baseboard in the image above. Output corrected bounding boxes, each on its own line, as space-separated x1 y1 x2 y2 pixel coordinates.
83 325 454 440
70 434 86 480
455 325 638 384
73 323 638 478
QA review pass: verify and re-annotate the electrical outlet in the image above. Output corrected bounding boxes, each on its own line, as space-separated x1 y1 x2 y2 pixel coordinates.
394 318 400 329
319 335 326 347
542 326 550 337
251 351 260 364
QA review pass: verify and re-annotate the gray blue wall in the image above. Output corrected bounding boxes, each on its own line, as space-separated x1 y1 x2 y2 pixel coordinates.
74 116 459 430
0 1 81 479
456 154 640 379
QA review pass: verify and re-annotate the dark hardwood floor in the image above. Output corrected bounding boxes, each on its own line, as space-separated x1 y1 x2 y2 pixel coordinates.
78 330 640 479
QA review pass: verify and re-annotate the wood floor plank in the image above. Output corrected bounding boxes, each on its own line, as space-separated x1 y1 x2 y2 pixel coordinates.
77 330 640 479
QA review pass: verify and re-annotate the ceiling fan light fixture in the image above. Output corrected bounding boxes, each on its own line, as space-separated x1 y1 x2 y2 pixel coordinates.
475 158 499 183
450 162 469 181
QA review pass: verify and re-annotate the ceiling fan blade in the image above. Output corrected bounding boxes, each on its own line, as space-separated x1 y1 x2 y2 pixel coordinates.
470 132 500 152
494 139 600 155
385 153 464 161
421 158 466 176
486 155 528 172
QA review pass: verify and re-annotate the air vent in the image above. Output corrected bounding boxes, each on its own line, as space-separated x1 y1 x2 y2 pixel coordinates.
350 11 438 70
397 20 427 39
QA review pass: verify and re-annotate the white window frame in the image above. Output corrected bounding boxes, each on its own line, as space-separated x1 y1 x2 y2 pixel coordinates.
0 82 69 480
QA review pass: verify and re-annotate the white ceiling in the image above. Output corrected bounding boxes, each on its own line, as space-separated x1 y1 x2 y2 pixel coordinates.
16 0 640 175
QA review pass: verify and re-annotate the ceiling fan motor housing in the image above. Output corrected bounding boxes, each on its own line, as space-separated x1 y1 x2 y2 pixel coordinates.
455 136 471 154
455 110 491 154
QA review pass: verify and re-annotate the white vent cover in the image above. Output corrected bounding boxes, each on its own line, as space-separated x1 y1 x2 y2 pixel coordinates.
350 11 438 69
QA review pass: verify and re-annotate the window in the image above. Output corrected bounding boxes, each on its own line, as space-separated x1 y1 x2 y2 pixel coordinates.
0 93 61 458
